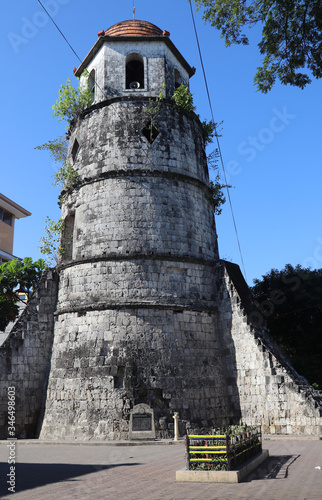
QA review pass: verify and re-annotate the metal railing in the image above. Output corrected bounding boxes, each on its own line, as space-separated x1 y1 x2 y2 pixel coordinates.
186 427 262 471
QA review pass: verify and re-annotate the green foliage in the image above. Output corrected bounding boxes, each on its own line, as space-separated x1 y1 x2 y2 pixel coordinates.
193 0 322 92
52 69 93 127
251 264 322 388
212 422 255 436
171 86 220 148
145 84 166 143
171 84 196 115
200 119 217 146
39 217 65 267
189 424 261 471
173 87 227 214
35 135 68 164
35 136 78 192
0 258 45 331
170 85 228 215
207 174 229 215
53 164 79 191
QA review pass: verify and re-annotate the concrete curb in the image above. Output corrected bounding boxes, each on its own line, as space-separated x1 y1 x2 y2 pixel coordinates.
0 438 185 447
176 450 269 483
263 434 322 441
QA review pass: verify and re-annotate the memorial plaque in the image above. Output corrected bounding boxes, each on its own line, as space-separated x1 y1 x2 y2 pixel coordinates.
129 403 156 440
132 414 152 431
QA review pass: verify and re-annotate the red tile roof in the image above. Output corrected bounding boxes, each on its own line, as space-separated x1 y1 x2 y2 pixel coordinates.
105 20 163 37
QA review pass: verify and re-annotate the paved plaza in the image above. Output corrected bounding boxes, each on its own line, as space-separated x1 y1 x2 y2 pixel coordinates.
0 437 321 499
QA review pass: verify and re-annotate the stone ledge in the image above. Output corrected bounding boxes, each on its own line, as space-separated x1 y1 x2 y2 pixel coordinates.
263 434 322 441
176 449 269 483
55 301 218 317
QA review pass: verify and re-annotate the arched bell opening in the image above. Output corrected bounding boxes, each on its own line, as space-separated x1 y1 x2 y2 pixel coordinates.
126 53 145 89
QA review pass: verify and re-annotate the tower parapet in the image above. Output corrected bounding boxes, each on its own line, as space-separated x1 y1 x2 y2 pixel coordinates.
76 20 194 103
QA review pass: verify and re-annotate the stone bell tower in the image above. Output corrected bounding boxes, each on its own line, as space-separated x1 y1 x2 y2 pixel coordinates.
40 19 238 440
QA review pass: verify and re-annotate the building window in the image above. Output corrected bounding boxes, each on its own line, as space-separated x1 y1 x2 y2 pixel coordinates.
71 139 79 163
62 213 75 261
0 208 13 226
126 54 144 89
174 69 182 89
88 69 95 102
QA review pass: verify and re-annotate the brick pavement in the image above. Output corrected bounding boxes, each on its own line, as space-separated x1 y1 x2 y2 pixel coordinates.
0 438 321 499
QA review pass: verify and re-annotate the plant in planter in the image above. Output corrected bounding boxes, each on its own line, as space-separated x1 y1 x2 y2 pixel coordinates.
186 424 262 471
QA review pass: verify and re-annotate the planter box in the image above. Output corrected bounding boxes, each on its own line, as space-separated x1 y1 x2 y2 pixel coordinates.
186 427 263 472
176 449 269 483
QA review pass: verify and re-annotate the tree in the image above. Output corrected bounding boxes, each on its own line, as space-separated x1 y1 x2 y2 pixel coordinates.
38 217 65 267
193 0 322 92
52 70 93 127
36 72 92 191
0 258 45 331
35 136 78 192
251 264 322 389
36 74 92 262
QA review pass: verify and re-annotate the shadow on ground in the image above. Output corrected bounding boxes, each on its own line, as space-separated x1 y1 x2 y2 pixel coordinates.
0 461 142 497
243 454 301 482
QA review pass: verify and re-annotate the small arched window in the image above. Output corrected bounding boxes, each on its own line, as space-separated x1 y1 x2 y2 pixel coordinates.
62 213 75 261
174 69 182 89
88 69 95 102
71 139 79 163
126 54 144 89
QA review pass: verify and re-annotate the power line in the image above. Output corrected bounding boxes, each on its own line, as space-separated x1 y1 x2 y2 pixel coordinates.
188 0 248 282
36 1 104 100
37 0 247 279
37 0 82 63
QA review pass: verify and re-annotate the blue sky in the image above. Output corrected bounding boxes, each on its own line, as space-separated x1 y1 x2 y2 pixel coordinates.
2 0 322 285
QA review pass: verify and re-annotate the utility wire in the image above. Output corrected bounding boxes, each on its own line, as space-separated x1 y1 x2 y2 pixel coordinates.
37 1 104 99
188 0 248 282
37 0 246 278
37 0 82 63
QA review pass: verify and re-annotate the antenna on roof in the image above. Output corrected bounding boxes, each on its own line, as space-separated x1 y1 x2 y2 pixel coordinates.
133 0 136 20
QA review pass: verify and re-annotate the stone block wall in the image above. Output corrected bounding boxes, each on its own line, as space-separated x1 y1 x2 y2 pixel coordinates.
69 100 209 184
57 259 217 314
39 307 237 441
0 269 59 439
217 260 322 435
68 176 216 262
37 95 233 441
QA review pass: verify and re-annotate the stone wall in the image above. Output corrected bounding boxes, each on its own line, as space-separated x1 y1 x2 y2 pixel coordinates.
0 269 58 439
38 96 235 441
39 307 238 440
217 260 322 436
0 94 319 441
69 99 209 184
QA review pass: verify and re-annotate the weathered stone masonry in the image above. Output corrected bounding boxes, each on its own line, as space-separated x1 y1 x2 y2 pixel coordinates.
0 269 58 439
39 90 238 440
0 19 321 440
217 261 322 436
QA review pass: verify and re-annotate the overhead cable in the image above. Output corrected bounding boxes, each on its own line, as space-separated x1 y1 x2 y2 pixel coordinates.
188 0 248 282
